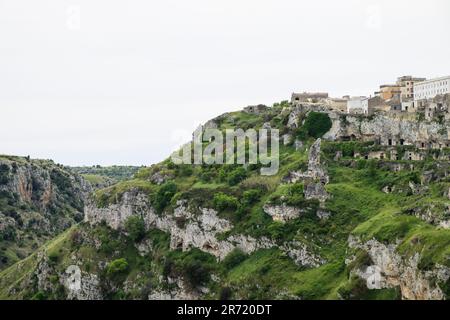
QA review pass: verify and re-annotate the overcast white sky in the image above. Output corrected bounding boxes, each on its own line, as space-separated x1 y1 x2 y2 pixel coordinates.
1 0 449 166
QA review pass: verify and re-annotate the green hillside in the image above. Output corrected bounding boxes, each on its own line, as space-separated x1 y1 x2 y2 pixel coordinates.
1 101 449 300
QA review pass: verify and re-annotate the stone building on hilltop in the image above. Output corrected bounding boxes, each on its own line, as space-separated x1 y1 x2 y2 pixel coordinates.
291 92 329 104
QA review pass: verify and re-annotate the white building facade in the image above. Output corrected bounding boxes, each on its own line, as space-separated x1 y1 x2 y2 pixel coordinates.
414 76 450 101
347 97 368 114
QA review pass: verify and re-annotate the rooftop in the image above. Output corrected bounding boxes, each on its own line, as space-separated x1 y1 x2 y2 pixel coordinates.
414 76 450 85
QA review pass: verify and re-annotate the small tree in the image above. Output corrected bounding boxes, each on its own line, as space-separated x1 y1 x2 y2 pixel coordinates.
241 189 261 207
0 164 10 185
213 193 239 211
222 249 248 270
153 182 177 212
301 112 332 139
106 258 129 278
125 216 146 242
226 167 247 186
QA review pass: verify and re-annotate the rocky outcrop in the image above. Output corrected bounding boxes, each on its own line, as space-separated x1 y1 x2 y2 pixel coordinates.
35 252 55 293
62 269 102 300
85 193 323 268
405 203 450 229
150 171 173 185
263 204 303 223
304 183 329 203
294 140 303 151
84 190 149 230
33 251 103 300
316 209 331 220
287 104 335 130
348 236 450 300
323 112 449 146
148 277 205 300
287 108 302 129
0 158 91 211
282 241 325 267
286 139 330 204
243 104 268 114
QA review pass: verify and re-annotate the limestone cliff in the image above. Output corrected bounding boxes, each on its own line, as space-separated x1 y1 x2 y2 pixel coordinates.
348 236 450 300
84 192 324 268
0 155 91 269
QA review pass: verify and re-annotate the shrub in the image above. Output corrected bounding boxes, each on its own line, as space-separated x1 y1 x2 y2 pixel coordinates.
106 258 129 277
213 193 239 211
0 226 16 241
0 164 10 185
222 249 248 270
177 165 194 177
162 257 175 278
285 183 304 206
48 251 59 264
219 287 233 300
96 226 123 254
300 112 332 139
241 189 262 206
50 169 72 194
153 182 177 213
182 260 209 289
125 216 146 242
226 167 248 186
32 292 48 300
266 222 286 241
364 160 378 179
199 170 215 182
218 166 248 186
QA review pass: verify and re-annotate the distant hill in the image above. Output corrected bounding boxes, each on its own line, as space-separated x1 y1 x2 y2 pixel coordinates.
0 155 91 270
70 166 142 189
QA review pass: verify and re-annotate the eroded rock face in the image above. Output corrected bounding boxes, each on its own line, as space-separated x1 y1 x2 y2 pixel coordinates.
35 252 54 293
323 112 449 146
84 190 148 230
405 203 450 230
150 172 173 185
287 107 302 129
316 209 331 220
148 277 203 300
263 204 303 223
281 241 325 268
62 271 102 300
0 158 91 211
287 104 335 130
33 250 103 300
0 157 91 270
348 236 450 300
85 193 324 267
282 134 292 146
243 104 268 114
304 183 328 203
294 140 303 151
286 139 329 204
